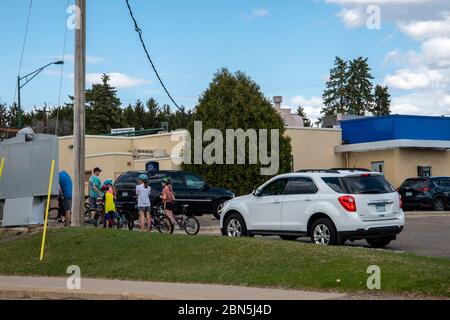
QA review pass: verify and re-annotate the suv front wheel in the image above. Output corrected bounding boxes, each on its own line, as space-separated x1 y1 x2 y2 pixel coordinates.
224 213 247 237
310 218 338 246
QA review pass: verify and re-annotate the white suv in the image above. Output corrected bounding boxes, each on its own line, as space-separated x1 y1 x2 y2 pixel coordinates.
220 169 405 248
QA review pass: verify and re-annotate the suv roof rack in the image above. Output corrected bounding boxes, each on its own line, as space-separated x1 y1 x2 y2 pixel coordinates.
331 168 372 172
296 169 340 174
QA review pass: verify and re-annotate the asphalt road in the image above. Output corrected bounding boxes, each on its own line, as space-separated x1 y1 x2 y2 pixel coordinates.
196 213 450 259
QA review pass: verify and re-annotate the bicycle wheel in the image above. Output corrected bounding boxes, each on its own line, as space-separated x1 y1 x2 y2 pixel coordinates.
157 216 174 234
184 216 200 236
48 207 61 221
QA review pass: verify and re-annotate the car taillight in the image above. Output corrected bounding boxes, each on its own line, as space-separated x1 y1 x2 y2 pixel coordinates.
338 196 357 212
419 188 431 192
398 193 403 209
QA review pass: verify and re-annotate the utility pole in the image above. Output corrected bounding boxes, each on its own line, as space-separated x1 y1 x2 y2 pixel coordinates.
72 0 86 227
34 103 51 133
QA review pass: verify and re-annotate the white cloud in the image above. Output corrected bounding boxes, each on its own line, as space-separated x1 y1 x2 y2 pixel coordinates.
338 8 365 27
384 69 444 90
85 73 151 88
286 96 324 122
391 91 450 115
398 13 450 40
241 8 270 21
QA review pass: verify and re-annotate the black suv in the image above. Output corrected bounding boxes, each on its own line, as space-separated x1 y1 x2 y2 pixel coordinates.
115 170 235 218
398 177 450 211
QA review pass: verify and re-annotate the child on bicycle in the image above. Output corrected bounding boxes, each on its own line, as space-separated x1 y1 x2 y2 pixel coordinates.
136 174 152 232
103 179 120 228
161 176 176 225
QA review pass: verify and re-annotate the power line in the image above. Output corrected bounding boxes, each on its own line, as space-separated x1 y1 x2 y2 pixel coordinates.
55 0 70 135
12 0 33 105
124 0 182 112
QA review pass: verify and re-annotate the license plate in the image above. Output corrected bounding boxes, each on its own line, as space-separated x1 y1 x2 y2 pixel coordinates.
376 204 386 213
122 192 129 197
406 192 413 197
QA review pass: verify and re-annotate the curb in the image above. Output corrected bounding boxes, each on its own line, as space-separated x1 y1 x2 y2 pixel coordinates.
0 288 166 300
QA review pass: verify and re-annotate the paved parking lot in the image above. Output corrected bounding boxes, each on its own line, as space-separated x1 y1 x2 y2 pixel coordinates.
194 213 450 259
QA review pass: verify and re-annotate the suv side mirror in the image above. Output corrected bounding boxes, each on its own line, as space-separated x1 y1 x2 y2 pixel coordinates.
253 189 261 197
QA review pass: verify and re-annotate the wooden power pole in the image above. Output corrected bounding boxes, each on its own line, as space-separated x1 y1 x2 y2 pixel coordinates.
72 0 86 227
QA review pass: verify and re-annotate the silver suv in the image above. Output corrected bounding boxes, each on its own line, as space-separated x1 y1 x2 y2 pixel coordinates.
220 169 405 248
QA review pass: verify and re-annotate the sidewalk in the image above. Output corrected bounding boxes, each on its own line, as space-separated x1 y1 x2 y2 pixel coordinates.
0 276 346 300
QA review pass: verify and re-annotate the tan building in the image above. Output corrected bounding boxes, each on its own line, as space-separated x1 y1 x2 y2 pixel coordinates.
58 115 450 190
59 130 186 189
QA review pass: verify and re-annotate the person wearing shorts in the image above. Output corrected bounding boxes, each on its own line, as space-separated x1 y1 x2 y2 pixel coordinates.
161 177 175 225
89 167 102 209
136 174 151 232
58 171 73 227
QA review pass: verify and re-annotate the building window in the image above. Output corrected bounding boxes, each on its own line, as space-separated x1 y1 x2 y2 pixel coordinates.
371 161 385 174
418 166 432 177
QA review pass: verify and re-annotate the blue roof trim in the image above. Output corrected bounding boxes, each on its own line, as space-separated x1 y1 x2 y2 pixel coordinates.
341 115 450 144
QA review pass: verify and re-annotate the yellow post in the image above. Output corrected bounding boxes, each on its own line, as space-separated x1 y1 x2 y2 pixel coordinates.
40 159 56 262
0 157 5 179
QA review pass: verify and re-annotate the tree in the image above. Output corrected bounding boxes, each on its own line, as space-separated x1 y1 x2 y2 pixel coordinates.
371 85 391 116
296 106 312 127
85 74 123 134
346 57 374 115
322 57 349 116
0 102 7 127
182 68 292 196
6 103 19 128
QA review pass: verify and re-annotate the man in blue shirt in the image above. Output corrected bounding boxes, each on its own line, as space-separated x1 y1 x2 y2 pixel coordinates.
59 170 73 227
89 167 102 209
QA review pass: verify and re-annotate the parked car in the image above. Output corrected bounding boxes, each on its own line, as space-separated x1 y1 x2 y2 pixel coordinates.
398 177 450 211
220 169 405 248
115 170 235 219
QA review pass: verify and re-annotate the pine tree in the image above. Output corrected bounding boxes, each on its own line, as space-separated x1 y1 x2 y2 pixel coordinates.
296 106 312 127
346 57 374 115
6 103 19 128
0 102 7 127
85 74 123 134
322 57 349 116
145 98 160 128
371 85 391 116
182 68 292 196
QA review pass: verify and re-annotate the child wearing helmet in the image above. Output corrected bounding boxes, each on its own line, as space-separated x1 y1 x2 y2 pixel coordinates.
161 176 176 224
136 173 152 232
103 179 119 228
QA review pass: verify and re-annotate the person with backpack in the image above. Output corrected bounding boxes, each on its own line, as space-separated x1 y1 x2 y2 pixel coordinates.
136 174 152 232
161 176 176 225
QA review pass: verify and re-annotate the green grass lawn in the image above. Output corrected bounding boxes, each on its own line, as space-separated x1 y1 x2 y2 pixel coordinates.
0 228 449 297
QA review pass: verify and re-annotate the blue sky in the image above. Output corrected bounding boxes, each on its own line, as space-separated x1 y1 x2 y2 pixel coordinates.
1 0 450 121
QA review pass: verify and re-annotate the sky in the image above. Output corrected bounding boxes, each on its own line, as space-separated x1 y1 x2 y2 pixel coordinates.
1 0 450 122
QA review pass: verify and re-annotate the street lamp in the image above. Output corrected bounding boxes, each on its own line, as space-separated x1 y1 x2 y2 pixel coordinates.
17 60 64 128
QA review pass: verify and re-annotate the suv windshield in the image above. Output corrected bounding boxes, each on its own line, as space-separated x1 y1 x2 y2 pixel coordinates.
322 175 395 194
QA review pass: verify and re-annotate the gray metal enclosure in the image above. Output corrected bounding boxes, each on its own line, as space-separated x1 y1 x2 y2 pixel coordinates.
0 131 59 226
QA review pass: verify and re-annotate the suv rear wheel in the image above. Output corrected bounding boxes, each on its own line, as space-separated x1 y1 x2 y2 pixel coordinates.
432 197 446 211
310 218 338 246
366 237 392 248
224 213 247 237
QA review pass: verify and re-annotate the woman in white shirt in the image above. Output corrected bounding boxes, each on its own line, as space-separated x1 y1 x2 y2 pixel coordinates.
136 174 151 232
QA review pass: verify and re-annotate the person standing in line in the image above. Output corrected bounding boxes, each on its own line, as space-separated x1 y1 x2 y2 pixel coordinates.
136 174 152 232
89 167 102 209
58 170 73 227
161 177 176 225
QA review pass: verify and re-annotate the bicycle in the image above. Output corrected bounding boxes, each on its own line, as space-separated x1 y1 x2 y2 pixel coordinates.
149 206 174 234
170 204 200 236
